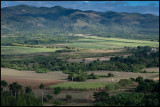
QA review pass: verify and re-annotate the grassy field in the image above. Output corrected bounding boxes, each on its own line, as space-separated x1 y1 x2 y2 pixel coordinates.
49 82 109 90
143 67 159 72
1 46 62 55
66 36 159 49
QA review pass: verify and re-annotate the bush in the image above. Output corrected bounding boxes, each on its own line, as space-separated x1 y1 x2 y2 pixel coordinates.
54 87 61 95
53 100 65 106
76 75 87 81
130 78 135 81
66 94 72 101
114 83 121 89
105 84 115 91
107 73 114 77
45 94 53 102
36 68 49 73
136 76 144 83
118 79 132 86
88 73 99 79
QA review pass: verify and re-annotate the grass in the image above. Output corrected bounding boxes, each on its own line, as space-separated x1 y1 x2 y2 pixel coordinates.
49 82 109 91
1 46 62 55
66 36 159 49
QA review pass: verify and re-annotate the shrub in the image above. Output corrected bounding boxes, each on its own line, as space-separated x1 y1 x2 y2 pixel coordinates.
66 94 72 101
130 78 135 81
107 73 114 77
36 68 49 73
136 76 144 83
76 75 87 81
54 87 61 95
114 83 121 89
118 79 132 86
53 100 65 106
105 84 115 91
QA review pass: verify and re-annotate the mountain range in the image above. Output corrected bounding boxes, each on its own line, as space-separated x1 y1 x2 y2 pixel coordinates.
1 5 159 40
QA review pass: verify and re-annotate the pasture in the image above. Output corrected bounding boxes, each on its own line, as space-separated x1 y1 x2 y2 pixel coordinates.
86 70 159 83
143 67 159 73
1 46 62 55
66 36 159 49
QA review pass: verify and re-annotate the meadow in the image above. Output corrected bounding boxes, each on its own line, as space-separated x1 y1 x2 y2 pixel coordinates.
1 46 62 55
66 36 159 49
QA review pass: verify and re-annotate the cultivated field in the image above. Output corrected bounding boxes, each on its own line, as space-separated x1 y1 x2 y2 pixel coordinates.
66 36 159 49
1 46 62 55
49 82 108 90
1 68 68 88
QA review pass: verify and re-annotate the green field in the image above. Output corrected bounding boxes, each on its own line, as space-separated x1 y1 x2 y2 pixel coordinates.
49 82 109 90
66 36 159 49
1 46 62 55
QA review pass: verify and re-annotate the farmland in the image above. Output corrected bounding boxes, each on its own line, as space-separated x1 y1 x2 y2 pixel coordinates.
66 36 159 49
1 46 62 55
49 82 109 90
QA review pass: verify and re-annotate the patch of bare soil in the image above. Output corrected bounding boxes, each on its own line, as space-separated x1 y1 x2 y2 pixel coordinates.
68 54 132 63
1 77 65 89
68 56 112 63
1 68 69 89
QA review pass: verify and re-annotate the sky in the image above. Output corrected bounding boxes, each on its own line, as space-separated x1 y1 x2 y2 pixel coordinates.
1 1 159 16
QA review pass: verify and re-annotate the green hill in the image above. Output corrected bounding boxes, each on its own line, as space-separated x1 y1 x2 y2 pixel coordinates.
1 5 159 41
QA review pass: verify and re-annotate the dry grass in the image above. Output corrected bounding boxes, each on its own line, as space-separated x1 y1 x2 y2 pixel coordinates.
86 70 159 83
143 67 159 72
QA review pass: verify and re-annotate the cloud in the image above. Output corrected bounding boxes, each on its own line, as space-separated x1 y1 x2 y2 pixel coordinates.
83 1 89 4
1 1 159 15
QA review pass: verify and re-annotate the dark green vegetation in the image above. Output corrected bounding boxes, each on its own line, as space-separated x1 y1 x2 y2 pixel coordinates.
94 78 159 106
1 4 159 107
1 5 159 41
2 46 159 77
1 81 41 106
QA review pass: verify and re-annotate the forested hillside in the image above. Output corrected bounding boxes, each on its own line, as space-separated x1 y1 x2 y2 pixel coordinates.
1 5 159 41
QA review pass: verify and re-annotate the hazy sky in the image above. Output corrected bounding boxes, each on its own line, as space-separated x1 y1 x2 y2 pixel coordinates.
1 1 159 15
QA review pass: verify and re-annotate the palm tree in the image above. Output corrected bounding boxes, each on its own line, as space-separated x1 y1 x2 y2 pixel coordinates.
39 83 44 105
9 82 22 97
25 86 32 94
1 80 8 92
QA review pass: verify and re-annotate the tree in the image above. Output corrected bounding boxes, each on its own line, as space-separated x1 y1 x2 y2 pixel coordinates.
25 86 32 94
93 91 110 102
136 76 144 83
54 87 61 95
8 82 22 97
1 80 8 92
39 83 44 105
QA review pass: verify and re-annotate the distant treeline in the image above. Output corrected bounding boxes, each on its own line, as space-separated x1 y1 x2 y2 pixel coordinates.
1 33 82 46
1 46 159 75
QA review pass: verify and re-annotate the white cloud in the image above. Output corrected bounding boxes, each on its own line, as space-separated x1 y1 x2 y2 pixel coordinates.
83 1 89 3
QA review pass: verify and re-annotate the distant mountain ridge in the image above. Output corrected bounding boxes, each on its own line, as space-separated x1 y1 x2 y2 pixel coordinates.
1 5 159 40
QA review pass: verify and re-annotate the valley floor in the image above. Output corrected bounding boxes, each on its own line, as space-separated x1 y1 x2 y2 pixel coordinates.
1 67 159 106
